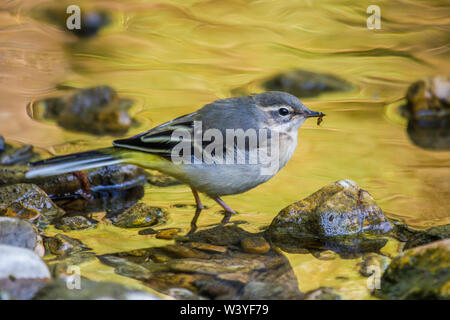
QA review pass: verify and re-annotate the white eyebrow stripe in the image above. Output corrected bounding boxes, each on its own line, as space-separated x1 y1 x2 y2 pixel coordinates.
259 105 293 112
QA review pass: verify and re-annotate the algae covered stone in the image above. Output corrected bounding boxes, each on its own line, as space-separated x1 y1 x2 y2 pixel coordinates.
267 180 392 256
377 239 450 300
110 203 167 228
0 183 65 230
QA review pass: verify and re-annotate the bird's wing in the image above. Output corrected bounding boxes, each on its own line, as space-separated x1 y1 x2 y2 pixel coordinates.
113 112 198 158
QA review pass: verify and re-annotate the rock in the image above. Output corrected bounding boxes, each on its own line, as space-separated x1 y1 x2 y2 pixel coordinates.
304 287 342 300
98 225 302 300
186 242 227 254
402 76 450 150
0 217 44 256
240 236 271 254
33 278 160 300
263 69 353 98
404 224 450 250
30 86 134 135
155 228 181 240
390 220 450 250
0 184 65 230
240 281 305 300
109 203 167 228
267 180 392 257
0 138 40 166
377 239 450 299
0 245 50 299
55 215 96 231
44 234 89 256
0 164 147 200
138 228 157 235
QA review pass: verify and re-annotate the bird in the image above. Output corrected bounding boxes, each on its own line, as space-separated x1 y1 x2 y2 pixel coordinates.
26 91 324 231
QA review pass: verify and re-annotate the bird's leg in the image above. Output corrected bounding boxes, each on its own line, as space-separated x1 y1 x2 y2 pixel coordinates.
187 187 204 235
72 171 92 200
214 197 236 224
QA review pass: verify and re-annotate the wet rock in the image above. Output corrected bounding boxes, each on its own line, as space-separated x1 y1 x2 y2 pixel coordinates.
390 219 450 250
304 287 342 300
55 215 96 231
99 225 302 300
0 183 65 230
0 245 50 299
44 234 89 256
30 86 134 135
186 242 227 254
267 180 392 257
403 224 450 250
109 203 167 228
0 138 40 166
156 228 181 240
263 69 353 98
240 236 271 254
240 281 305 300
0 217 44 256
34 278 160 300
0 164 147 201
377 239 450 299
402 76 450 150
138 228 157 235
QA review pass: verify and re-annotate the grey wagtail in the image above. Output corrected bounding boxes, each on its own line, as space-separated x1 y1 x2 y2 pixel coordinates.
26 91 324 230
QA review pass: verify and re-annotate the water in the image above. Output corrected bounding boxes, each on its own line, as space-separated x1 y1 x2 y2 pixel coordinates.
0 0 449 299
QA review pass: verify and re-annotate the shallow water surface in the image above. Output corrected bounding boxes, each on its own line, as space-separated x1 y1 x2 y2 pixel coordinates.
0 0 449 299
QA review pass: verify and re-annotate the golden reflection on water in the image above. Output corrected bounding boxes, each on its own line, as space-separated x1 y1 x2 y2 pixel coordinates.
1 0 449 299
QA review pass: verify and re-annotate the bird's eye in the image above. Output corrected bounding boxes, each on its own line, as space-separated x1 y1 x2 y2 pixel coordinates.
278 107 290 116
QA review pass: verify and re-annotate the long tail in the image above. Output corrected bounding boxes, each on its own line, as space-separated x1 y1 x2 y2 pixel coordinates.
25 147 125 178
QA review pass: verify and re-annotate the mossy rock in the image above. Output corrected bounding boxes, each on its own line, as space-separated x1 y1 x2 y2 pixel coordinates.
267 180 392 257
110 203 167 228
376 239 450 299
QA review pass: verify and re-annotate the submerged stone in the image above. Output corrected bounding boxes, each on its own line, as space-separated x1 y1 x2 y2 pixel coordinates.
0 184 65 230
155 228 181 240
240 236 271 254
267 180 392 257
33 278 160 300
30 86 134 135
304 287 342 300
109 203 167 228
263 69 353 98
44 234 89 256
390 219 450 250
99 225 302 300
54 215 96 231
377 239 450 300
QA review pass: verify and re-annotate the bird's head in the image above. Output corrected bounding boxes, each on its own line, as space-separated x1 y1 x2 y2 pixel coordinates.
253 91 325 131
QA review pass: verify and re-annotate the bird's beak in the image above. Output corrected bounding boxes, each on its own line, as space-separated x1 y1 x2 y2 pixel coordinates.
304 110 326 118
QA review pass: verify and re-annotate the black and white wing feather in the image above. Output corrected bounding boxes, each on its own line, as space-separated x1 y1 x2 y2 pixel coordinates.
113 112 198 159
